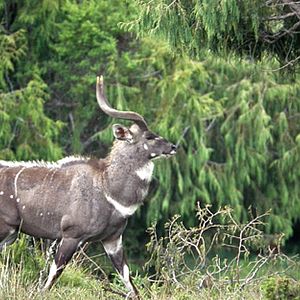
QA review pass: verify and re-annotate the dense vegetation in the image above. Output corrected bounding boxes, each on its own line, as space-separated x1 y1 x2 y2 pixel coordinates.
1 206 300 299
0 0 300 298
132 0 300 69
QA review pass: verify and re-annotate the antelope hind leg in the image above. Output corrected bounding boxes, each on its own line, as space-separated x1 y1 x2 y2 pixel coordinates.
43 237 81 290
0 219 18 251
103 235 140 299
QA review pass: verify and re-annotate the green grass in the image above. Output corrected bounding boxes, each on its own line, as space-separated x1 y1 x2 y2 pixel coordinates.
1 209 300 300
1 251 299 300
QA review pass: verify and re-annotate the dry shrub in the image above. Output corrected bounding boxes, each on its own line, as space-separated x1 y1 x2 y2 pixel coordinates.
144 204 300 299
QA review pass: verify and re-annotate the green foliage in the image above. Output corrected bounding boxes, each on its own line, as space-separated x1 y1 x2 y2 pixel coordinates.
0 235 44 283
262 276 300 300
1 210 300 299
0 73 63 160
45 0 137 152
129 0 300 68
0 1 63 161
122 40 300 237
0 0 299 267
4 0 65 61
144 207 300 299
0 28 26 90
0 241 107 300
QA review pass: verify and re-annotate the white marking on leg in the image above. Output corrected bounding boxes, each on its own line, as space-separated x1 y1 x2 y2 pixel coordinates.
44 261 58 290
10 195 13 199
103 235 122 255
123 264 130 282
105 195 139 217
143 143 148 150
14 167 25 197
135 161 154 182
58 238 64 248
78 240 84 248
0 191 3 195
122 264 134 292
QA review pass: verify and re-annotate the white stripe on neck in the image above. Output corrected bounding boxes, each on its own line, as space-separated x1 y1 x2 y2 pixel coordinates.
105 194 139 218
135 161 154 182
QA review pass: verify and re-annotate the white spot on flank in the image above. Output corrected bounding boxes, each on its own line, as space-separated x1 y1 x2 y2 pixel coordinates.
105 194 139 218
136 161 154 182
0 191 3 195
40 213 43 216
22 205 26 210
143 143 148 150
16 198 20 203
103 235 123 255
10 195 13 199
150 153 156 157
47 212 50 215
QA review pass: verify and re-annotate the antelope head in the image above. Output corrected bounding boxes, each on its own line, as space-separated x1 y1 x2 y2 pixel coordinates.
96 76 177 163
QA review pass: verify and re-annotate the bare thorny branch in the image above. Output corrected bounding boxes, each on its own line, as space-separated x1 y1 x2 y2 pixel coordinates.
145 204 299 292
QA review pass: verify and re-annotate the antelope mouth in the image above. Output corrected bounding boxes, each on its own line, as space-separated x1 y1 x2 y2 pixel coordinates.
170 149 177 155
163 150 176 157
150 149 176 160
162 146 177 157
166 145 177 156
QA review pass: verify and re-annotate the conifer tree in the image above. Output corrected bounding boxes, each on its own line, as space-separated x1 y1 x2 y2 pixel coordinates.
130 0 300 69
122 1 300 237
0 0 299 243
0 3 63 161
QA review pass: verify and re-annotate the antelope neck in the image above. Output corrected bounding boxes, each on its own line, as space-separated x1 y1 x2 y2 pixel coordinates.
103 159 154 209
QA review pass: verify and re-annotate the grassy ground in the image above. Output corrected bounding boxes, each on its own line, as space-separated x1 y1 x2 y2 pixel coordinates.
1 208 300 300
1 253 299 300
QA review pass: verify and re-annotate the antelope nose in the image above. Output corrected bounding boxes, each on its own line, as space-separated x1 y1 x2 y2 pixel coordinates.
170 144 177 154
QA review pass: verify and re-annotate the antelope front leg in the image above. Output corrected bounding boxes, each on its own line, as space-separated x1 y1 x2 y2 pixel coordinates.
43 237 80 290
103 235 139 299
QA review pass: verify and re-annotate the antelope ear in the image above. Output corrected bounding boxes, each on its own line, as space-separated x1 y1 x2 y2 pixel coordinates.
112 124 133 141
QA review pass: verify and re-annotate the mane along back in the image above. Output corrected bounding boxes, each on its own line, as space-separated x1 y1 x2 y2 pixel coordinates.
0 156 89 169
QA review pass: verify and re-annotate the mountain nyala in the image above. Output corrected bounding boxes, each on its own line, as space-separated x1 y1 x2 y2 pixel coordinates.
0 76 176 298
